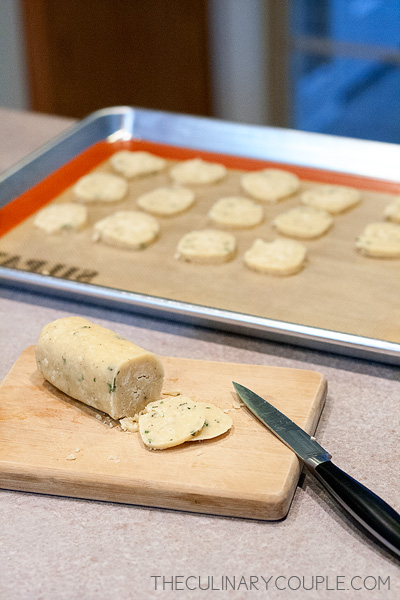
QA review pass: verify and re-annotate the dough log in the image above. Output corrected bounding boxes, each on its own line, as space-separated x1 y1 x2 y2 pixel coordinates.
35 317 164 419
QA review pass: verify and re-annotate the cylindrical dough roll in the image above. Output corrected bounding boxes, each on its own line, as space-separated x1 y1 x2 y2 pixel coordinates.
35 317 164 420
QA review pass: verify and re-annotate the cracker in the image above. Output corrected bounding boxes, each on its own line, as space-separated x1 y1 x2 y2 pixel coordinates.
383 197 400 224
355 222 400 258
244 238 307 276
93 210 159 250
273 206 333 239
110 150 166 179
74 173 128 203
33 203 87 234
300 184 361 214
170 158 227 185
139 397 205 450
175 229 236 264
240 168 300 203
208 196 264 228
137 186 195 216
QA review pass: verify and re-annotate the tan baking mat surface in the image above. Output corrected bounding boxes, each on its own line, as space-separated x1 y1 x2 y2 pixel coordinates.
1 149 399 343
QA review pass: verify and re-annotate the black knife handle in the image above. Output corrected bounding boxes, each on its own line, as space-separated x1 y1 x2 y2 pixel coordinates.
314 461 400 557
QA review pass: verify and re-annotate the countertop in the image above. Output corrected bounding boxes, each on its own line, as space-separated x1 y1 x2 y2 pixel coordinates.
0 107 399 599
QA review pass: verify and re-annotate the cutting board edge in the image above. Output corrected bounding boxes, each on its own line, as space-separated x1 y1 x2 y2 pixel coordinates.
0 459 301 521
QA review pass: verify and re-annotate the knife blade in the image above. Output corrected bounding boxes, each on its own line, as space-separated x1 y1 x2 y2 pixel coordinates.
233 381 400 558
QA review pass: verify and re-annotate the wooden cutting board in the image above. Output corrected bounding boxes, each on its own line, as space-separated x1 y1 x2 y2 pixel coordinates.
0 347 326 520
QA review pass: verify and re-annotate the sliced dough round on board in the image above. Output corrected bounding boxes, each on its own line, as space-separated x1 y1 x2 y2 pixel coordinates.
175 229 236 264
208 196 264 228
300 184 361 214
137 186 195 216
73 173 128 203
355 222 400 258
33 203 88 234
93 210 159 250
139 397 205 450
240 168 300 203
244 238 307 276
170 158 227 185
190 403 232 441
110 150 167 179
383 197 400 224
273 205 333 239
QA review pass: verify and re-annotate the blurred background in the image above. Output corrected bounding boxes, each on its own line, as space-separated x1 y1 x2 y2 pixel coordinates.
1 0 399 143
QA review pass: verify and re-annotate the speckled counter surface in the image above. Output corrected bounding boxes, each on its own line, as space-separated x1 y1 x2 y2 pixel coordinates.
0 108 399 599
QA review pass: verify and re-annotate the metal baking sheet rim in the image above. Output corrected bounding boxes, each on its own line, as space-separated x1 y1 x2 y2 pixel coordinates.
1 106 399 364
2 267 399 365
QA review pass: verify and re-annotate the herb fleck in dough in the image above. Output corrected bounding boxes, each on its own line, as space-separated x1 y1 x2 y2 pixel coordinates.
300 184 361 214
244 238 307 276
73 173 128 203
33 203 88 234
273 206 333 239
137 186 195 216
175 229 236 264
208 196 264 228
240 168 300 203
170 158 227 185
355 222 400 258
110 150 167 179
93 210 159 250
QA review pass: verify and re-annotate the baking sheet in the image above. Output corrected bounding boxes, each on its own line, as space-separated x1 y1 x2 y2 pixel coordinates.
1 107 399 363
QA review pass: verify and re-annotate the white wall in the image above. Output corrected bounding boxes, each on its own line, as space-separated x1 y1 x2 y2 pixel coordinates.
0 0 30 109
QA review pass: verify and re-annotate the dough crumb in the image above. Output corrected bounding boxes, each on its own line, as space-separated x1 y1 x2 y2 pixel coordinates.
232 401 243 409
162 390 181 396
66 453 77 461
120 417 139 433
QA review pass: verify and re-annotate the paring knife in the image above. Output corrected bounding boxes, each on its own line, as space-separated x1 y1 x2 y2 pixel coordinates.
232 382 400 557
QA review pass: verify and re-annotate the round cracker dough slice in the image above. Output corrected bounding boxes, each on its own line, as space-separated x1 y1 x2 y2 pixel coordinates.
272 205 333 239
74 173 128 203
33 203 88 234
383 197 400 224
244 238 307 276
139 397 205 449
93 210 159 250
175 229 236 264
300 184 361 214
137 186 195 216
190 402 232 441
355 222 400 258
208 196 264 228
110 150 167 179
240 168 300 203
170 158 227 185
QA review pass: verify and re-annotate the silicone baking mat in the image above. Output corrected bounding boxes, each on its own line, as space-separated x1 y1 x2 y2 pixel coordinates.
1 139 399 346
